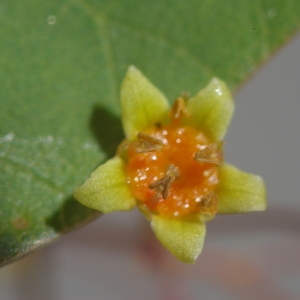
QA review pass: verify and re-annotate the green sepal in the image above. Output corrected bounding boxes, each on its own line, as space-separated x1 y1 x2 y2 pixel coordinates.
120 66 169 140
74 156 136 213
216 163 267 214
151 215 206 263
185 77 234 142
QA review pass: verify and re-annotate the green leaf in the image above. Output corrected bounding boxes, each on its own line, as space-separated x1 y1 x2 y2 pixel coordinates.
1 0 300 265
217 163 267 214
74 156 136 213
151 215 206 264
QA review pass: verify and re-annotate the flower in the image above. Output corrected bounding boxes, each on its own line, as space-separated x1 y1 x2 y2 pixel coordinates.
74 66 267 263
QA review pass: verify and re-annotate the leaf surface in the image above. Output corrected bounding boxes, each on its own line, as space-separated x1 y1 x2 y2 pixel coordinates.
1 0 300 265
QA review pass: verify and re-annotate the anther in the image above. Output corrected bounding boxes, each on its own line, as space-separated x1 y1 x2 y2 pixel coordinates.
149 164 180 199
198 191 218 214
135 132 163 153
194 143 221 165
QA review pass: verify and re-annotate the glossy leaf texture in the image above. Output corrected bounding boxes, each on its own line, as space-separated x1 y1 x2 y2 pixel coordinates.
1 0 300 266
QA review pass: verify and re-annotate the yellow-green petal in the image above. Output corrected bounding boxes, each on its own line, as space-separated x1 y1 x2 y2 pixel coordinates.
73 156 136 213
151 215 206 263
185 77 234 142
216 163 267 214
121 65 169 140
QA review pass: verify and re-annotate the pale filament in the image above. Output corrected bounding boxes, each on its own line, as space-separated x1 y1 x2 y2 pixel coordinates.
171 95 190 119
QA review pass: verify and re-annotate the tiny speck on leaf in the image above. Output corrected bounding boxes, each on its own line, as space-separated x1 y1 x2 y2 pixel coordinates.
11 217 29 230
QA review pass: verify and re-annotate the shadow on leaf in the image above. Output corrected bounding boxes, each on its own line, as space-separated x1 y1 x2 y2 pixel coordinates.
47 106 122 236
46 195 101 233
89 105 124 158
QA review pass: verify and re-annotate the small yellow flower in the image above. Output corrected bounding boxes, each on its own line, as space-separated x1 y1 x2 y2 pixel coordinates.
74 66 267 263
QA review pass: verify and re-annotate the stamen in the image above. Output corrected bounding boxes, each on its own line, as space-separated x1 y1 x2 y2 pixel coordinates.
136 132 163 153
198 191 218 214
149 164 180 199
194 143 221 165
171 95 190 119
149 176 173 199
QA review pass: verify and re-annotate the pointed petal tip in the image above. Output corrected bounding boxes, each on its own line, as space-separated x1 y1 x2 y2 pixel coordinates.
210 76 223 85
209 77 234 102
126 65 140 77
217 163 267 214
185 77 234 142
73 156 136 214
151 215 206 263
121 66 169 140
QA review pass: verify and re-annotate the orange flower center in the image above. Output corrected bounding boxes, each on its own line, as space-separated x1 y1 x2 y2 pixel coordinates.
126 100 221 218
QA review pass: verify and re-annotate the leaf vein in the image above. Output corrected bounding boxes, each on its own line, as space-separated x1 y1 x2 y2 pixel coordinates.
78 0 119 107
0 156 64 193
255 1 270 57
78 1 214 79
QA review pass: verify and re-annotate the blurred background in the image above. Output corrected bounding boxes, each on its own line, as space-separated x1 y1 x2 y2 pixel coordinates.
0 27 299 300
